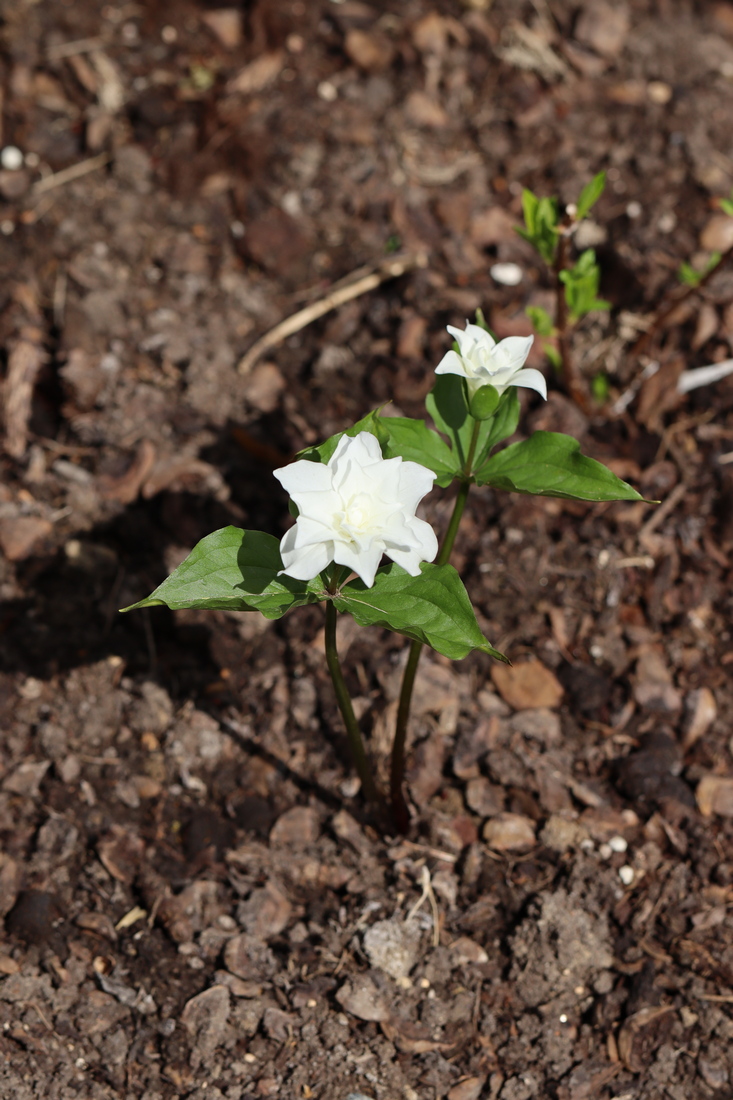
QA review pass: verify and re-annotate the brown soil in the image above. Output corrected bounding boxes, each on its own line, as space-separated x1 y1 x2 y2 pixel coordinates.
2 2 733 1098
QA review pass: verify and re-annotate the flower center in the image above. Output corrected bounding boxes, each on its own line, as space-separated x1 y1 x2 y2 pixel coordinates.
334 493 377 544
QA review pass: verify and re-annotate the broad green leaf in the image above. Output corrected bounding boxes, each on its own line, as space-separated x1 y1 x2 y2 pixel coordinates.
121 527 321 618
377 416 459 486
576 171 606 220
297 409 388 464
298 413 458 487
475 432 643 501
469 384 500 421
334 562 508 662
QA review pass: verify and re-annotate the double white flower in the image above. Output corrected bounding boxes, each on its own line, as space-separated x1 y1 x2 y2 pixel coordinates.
435 322 547 400
274 432 438 588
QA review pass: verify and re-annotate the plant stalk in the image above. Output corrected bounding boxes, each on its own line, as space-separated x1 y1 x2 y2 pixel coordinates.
390 418 481 832
324 595 380 805
554 227 590 413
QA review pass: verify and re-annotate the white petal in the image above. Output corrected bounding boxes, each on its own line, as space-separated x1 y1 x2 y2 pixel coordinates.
402 516 439 562
446 324 469 349
293 487 342 520
396 461 437 512
338 431 382 468
274 459 332 495
280 537 331 581
435 349 469 378
333 542 382 588
288 514 334 548
386 547 424 576
491 335 534 372
463 322 496 351
509 367 547 399
328 433 353 465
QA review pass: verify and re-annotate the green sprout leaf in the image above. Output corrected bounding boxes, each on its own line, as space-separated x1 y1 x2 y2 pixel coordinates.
544 343 562 370
335 562 507 662
516 189 559 265
576 171 606 220
559 249 610 321
591 372 611 403
120 527 320 618
469 384 500 421
678 252 721 288
475 432 643 502
678 261 702 288
526 305 555 337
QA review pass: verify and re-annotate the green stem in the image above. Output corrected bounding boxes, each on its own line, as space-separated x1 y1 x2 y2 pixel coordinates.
324 598 380 805
390 418 480 832
553 226 590 413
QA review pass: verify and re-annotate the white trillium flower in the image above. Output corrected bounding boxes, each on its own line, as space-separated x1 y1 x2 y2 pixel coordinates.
435 321 547 400
273 431 439 588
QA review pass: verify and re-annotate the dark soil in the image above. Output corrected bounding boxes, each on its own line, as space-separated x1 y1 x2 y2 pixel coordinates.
2 2 733 1098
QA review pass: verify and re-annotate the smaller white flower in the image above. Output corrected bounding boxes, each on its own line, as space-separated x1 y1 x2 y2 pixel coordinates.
273 432 438 588
435 321 547 400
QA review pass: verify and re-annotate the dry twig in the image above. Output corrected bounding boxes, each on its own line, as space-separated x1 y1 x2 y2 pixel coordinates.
237 253 427 376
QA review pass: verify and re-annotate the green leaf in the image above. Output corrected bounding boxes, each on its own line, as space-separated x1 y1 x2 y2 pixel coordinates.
297 409 388 464
516 190 559 265
377 416 459 487
426 375 496 473
526 305 555 337
560 249 608 320
469 384 500 421
576 171 606 220
521 189 539 237
591 372 610 402
298 413 459 487
121 527 320 618
544 343 562 370
678 252 721 288
473 388 521 465
335 562 507 662
475 432 643 501
678 260 702 287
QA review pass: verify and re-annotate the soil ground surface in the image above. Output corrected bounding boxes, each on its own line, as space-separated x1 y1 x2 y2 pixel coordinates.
2 1 733 1098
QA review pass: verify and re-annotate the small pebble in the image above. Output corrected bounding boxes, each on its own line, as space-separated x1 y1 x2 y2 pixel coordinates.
490 262 523 286
626 201 642 219
0 146 23 171
317 81 338 101
619 865 635 886
647 80 672 104
608 835 628 853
